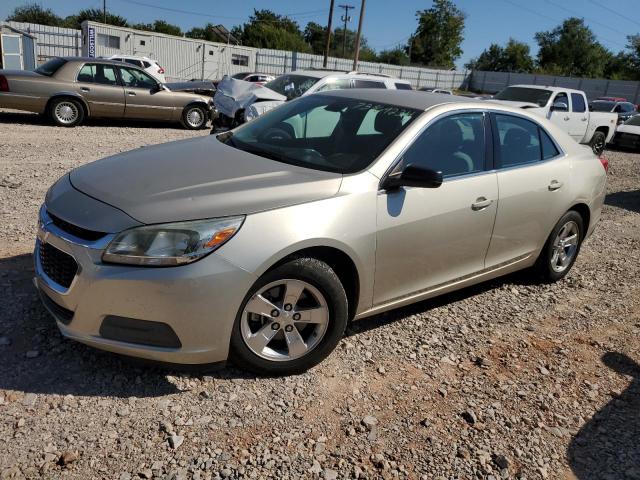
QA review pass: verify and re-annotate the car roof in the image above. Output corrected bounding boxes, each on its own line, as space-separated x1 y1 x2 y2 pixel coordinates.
317 88 470 110
61 56 135 66
508 84 584 95
108 54 153 61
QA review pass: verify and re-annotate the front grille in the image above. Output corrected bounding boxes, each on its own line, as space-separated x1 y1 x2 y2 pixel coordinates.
39 290 74 325
48 212 106 241
39 242 78 289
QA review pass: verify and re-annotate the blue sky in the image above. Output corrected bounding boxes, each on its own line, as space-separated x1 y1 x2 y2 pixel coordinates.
2 0 639 68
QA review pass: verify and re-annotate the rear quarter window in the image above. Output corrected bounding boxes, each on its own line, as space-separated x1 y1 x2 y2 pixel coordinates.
395 82 412 90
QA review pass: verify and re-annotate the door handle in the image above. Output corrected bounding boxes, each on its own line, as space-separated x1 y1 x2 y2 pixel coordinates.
471 197 493 210
80 87 90 92
581 117 587 121
127 91 136 96
564 116 570 121
548 180 563 191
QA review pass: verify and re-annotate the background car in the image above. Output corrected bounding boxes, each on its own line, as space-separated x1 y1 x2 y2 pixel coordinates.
35 90 606 375
420 87 453 95
0 57 212 129
231 72 275 85
590 99 638 125
105 54 166 83
610 115 640 150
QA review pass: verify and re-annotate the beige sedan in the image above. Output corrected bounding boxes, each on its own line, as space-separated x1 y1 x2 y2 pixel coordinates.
0 57 213 129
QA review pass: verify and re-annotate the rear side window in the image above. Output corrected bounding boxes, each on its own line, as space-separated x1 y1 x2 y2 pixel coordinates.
124 59 143 67
395 82 412 90
354 79 385 89
494 114 560 167
571 93 586 113
143 61 152 68
317 78 352 92
77 63 118 86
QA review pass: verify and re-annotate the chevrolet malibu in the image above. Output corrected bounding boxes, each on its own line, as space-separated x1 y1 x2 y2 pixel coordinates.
35 89 607 375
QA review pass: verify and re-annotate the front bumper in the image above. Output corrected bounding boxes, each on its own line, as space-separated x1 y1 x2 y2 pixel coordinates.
34 206 256 364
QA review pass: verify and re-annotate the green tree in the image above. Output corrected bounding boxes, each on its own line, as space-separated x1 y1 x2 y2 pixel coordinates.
6 3 63 26
377 47 410 66
535 17 612 77
232 9 311 52
132 20 182 37
409 0 465 68
466 39 534 72
303 22 330 56
63 9 128 29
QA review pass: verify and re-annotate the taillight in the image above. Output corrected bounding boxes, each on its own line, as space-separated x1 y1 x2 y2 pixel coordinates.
0 75 9 92
599 155 609 173
158 66 165 74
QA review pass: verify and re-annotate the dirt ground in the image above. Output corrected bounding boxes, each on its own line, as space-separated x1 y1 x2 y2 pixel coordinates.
0 108 639 480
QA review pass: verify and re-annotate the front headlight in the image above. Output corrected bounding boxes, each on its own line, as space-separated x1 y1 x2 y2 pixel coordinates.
102 216 244 266
244 104 260 122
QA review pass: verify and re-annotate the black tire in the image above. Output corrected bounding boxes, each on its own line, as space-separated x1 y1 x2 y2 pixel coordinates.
589 131 606 156
49 97 84 127
229 258 348 376
533 210 584 282
181 105 207 130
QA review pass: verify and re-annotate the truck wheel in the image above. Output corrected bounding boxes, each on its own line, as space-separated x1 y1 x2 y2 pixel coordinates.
589 131 606 155
49 97 84 127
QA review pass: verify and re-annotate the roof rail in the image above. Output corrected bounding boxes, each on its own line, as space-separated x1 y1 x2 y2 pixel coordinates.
347 71 393 78
306 67 350 73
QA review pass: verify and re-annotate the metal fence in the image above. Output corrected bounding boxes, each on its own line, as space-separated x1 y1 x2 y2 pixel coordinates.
470 70 640 103
7 21 81 64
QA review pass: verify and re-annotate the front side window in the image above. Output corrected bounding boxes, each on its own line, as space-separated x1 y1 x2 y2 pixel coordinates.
571 93 586 113
494 114 561 167
77 63 118 86
354 79 385 89
553 93 569 112
119 67 157 89
317 78 351 92
402 112 486 178
220 95 421 173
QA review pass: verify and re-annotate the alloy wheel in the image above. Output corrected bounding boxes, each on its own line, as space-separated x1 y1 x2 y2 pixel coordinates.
54 101 79 125
240 279 329 362
550 220 579 273
186 108 204 128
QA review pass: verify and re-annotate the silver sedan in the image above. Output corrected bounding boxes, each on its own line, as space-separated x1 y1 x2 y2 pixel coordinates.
34 89 607 375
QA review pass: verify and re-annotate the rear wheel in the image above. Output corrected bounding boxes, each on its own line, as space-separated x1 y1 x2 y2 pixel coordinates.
49 98 84 127
589 131 606 155
533 210 584 282
182 105 207 130
229 258 348 375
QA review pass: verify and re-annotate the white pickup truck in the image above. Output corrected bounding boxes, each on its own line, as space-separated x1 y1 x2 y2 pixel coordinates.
490 85 617 154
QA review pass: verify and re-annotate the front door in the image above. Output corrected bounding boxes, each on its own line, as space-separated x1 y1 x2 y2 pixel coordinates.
484 112 572 268
75 63 124 117
118 66 173 120
548 91 582 141
374 111 498 306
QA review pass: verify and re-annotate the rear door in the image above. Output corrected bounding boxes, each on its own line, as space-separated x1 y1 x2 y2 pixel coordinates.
568 93 589 140
118 66 174 120
484 112 572 268
75 63 125 117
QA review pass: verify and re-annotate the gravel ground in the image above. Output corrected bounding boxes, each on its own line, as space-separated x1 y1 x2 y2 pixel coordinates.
0 108 639 480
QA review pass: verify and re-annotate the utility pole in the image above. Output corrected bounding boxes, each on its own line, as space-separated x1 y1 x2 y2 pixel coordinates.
323 0 336 68
103 0 106 24
338 4 354 58
352 0 366 71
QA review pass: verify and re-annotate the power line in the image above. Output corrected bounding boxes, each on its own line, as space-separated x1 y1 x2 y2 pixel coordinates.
587 0 640 29
544 0 626 38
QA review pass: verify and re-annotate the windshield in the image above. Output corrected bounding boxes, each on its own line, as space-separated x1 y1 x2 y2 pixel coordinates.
264 74 319 100
35 57 67 77
219 94 421 174
625 115 640 126
591 101 615 112
494 87 552 107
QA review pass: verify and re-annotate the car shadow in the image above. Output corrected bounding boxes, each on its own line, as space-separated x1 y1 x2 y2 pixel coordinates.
605 190 640 214
567 352 640 479
0 109 199 130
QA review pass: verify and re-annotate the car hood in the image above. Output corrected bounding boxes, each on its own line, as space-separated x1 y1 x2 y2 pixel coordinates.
488 100 542 109
165 80 216 95
616 124 640 134
69 135 342 225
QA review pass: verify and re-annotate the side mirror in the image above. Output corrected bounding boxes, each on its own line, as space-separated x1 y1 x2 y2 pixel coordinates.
383 163 443 190
551 101 568 112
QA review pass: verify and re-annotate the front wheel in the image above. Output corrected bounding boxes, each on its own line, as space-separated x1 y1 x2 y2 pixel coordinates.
181 105 207 130
589 131 606 155
533 210 584 282
229 258 348 375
